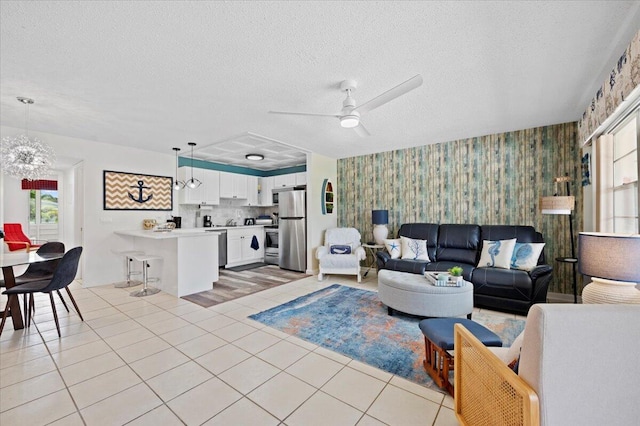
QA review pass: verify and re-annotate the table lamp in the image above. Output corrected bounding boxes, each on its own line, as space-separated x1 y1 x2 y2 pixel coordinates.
578 232 640 304
372 210 389 245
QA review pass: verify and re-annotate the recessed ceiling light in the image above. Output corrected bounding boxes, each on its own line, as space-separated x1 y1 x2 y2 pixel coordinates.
246 154 264 161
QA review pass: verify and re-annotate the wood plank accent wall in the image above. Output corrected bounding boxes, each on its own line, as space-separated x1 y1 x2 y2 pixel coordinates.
337 122 581 295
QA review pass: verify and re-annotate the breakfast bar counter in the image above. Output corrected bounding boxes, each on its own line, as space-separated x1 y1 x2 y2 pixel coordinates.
115 229 222 297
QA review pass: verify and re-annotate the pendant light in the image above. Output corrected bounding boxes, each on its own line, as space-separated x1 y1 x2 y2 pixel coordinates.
172 147 185 190
0 97 56 181
185 142 202 189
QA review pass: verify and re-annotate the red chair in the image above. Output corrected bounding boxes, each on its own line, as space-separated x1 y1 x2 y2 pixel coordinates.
2 223 45 252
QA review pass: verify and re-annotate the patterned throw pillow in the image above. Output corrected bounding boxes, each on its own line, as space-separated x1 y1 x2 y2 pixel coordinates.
477 239 517 269
330 245 352 254
511 242 545 271
400 236 430 261
383 238 402 259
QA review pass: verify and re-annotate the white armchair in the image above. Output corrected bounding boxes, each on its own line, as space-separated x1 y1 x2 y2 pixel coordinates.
316 228 366 282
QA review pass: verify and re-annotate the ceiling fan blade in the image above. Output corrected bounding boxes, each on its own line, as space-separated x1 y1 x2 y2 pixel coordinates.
353 122 370 137
269 110 340 118
354 74 423 114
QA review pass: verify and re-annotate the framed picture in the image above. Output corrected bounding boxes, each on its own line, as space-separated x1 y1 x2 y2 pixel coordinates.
103 170 173 211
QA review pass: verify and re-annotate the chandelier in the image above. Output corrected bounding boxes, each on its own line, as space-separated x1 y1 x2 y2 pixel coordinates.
1 97 55 181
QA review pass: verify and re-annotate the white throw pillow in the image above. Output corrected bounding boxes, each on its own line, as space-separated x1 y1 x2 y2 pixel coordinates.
383 238 402 259
400 236 430 261
510 242 545 271
477 238 517 269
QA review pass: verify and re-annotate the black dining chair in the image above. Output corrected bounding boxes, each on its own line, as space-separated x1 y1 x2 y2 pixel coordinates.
0 247 84 337
0 242 69 322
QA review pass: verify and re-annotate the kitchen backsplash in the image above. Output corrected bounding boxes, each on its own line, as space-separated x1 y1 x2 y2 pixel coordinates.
178 201 276 228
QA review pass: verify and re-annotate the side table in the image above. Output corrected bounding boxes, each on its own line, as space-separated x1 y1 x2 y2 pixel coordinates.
362 243 384 277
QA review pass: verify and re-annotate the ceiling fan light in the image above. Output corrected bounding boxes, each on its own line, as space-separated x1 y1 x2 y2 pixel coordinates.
340 115 359 128
246 153 264 161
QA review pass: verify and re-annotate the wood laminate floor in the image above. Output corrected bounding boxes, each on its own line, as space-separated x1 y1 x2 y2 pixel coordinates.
182 265 309 308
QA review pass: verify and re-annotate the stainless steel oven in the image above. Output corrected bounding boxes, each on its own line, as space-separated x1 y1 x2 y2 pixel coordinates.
264 226 279 265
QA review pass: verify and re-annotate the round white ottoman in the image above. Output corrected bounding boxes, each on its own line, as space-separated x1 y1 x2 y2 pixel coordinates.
378 269 474 318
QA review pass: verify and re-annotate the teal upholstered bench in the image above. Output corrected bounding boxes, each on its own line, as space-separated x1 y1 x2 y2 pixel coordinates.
419 318 502 395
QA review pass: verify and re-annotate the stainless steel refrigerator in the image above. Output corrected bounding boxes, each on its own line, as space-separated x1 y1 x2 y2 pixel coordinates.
278 188 306 272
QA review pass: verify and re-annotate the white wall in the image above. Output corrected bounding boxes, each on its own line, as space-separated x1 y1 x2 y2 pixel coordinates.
2 174 29 225
306 152 338 274
1 125 176 286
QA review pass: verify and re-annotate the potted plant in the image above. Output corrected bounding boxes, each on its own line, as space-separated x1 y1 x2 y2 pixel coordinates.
448 266 464 286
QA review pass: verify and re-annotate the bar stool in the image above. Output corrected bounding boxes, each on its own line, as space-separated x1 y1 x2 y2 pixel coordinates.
114 250 144 288
130 254 162 297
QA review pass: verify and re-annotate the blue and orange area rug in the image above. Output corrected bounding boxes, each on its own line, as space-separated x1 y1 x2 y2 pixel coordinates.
249 284 525 390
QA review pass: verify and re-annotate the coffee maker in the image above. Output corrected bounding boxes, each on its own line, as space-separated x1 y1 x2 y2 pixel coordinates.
203 215 212 228
168 216 182 229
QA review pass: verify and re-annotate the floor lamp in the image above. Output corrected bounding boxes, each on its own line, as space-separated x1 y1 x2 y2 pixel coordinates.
540 175 577 303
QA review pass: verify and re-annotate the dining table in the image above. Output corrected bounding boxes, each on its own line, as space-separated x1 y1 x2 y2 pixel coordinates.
0 250 64 330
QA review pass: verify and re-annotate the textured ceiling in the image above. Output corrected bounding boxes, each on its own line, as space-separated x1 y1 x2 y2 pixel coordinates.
1 1 639 167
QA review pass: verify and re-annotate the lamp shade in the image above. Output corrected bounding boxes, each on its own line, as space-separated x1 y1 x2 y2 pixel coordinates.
578 232 640 282
540 196 575 215
372 210 388 225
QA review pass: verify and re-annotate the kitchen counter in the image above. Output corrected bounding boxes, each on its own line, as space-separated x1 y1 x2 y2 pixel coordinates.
115 229 224 297
115 224 265 239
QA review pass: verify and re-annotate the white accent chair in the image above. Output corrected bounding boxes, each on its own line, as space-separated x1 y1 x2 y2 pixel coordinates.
316 228 366 282
454 303 640 426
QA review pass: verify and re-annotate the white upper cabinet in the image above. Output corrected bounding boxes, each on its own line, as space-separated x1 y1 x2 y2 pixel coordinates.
178 168 306 205
177 167 220 205
274 173 297 188
246 176 259 206
220 171 248 199
202 169 220 205
295 172 306 186
178 166 204 204
259 176 274 206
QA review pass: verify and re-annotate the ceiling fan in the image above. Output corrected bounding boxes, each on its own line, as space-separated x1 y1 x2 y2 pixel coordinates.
269 74 423 137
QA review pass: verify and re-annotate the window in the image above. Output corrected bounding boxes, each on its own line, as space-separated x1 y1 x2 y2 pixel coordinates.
611 112 639 233
30 189 59 224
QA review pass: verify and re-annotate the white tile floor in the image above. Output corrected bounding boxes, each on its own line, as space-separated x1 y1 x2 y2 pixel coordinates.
0 271 526 425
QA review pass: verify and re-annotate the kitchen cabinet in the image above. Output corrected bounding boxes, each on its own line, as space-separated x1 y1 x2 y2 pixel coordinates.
178 167 219 205
259 176 274 206
220 172 248 199
226 227 265 267
202 169 220 205
273 172 306 188
274 173 296 188
245 176 259 206
295 172 306 186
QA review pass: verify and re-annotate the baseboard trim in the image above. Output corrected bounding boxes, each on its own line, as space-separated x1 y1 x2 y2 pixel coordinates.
547 291 582 304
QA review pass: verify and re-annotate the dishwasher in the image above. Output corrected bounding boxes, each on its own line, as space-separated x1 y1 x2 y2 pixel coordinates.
205 229 227 267
218 230 227 268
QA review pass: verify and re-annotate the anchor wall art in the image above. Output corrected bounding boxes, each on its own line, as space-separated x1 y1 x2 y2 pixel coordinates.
103 170 173 211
